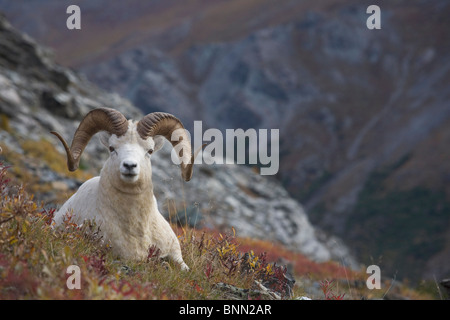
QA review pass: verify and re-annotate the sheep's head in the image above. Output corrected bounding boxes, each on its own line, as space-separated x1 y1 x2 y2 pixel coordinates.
51 108 200 188
96 122 164 190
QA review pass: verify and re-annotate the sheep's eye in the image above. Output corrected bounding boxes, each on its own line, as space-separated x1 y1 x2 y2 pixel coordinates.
147 149 154 155
109 146 115 153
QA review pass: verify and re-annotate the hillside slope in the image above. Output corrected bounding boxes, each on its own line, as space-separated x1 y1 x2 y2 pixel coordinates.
2 0 449 281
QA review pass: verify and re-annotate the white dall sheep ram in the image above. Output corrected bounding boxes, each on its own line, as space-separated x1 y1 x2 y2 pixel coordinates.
51 108 201 270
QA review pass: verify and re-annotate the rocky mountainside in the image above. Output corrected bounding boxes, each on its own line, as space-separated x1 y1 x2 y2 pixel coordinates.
2 0 449 282
0 14 348 266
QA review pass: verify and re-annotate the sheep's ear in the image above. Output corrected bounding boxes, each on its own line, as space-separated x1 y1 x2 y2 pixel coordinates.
153 135 165 152
99 131 111 148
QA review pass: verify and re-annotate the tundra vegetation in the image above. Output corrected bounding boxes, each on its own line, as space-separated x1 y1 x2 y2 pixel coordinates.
0 158 437 299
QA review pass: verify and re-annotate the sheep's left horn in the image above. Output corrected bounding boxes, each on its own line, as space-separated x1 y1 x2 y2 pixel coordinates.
137 112 203 181
51 108 129 171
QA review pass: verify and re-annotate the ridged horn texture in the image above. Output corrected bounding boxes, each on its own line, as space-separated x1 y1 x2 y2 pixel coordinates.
51 108 128 172
137 112 200 181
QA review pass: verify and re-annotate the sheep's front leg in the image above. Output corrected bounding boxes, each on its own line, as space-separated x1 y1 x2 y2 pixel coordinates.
178 259 190 271
155 214 189 271
170 243 189 271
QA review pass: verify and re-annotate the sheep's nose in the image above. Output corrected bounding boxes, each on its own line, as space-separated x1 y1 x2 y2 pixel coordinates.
122 161 137 171
120 159 140 180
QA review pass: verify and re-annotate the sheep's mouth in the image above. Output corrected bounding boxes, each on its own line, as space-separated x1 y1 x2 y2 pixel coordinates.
120 173 139 180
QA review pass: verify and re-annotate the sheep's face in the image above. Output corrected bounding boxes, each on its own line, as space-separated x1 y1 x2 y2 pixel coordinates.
99 124 165 191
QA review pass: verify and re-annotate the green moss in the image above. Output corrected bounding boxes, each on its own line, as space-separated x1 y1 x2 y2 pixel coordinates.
21 137 92 181
0 114 11 132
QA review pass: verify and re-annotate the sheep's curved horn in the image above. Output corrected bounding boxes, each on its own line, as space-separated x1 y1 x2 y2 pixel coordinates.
137 112 203 181
51 108 129 171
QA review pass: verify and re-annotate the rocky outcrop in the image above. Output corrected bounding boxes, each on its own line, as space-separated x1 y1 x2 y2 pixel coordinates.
0 14 350 265
0 14 141 166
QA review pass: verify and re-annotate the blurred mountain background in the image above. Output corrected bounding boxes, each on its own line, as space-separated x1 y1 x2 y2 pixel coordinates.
0 0 449 284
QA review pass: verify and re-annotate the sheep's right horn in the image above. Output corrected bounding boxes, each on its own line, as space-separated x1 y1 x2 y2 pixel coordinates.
51 108 129 171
